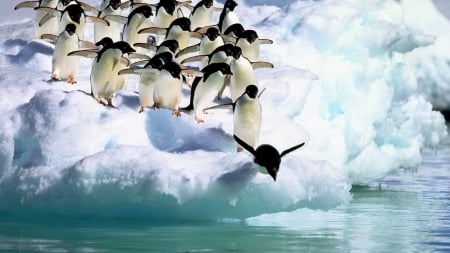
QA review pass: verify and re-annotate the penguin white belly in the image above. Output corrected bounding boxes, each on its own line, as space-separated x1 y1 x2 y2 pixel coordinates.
190 6 213 30
166 26 190 50
154 9 175 28
59 14 85 40
222 11 239 32
237 39 259 62
210 52 231 65
230 59 258 102
52 32 79 80
153 71 182 110
123 15 149 53
193 72 226 115
233 98 261 149
91 49 122 99
139 71 159 107
95 8 121 42
199 38 224 69
35 10 59 39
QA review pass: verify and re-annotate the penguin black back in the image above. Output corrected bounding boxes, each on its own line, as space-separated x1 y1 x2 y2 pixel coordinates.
201 62 232 82
205 27 220 41
223 23 244 37
128 5 153 25
192 0 213 14
162 61 182 79
218 0 238 32
156 0 177 16
168 17 191 32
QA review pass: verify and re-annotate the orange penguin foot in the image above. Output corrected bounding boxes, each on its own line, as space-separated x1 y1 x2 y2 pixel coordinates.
68 77 77 84
139 106 145 113
151 103 160 110
172 109 181 117
195 116 204 124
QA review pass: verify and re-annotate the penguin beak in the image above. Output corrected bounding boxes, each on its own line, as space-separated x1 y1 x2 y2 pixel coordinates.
269 170 277 181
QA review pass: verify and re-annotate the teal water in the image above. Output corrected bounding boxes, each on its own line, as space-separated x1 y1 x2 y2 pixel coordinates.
0 141 449 253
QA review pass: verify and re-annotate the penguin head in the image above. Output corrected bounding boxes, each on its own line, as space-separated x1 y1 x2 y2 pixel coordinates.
202 0 213 8
254 145 281 181
113 41 136 54
132 5 153 19
162 61 182 79
231 46 242 60
242 30 259 44
146 52 173 69
65 23 77 36
65 4 84 24
224 0 238 11
244 85 258 99
157 0 176 15
109 0 122 10
205 27 220 41
224 23 244 37
201 63 232 81
96 37 114 48
159 40 179 54
170 17 191 32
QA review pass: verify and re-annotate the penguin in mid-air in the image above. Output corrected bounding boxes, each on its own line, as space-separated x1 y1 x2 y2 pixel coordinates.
233 135 305 181
90 41 136 107
182 62 233 123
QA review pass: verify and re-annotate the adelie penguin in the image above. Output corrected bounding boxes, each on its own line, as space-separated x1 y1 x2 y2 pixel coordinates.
234 135 305 181
89 41 136 107
94 0 123 42
182 62 233 123
218 0 239 33
189 0 217 31
42 23 95 84
235 29 273 62
121 5 154 54
14 0 59 39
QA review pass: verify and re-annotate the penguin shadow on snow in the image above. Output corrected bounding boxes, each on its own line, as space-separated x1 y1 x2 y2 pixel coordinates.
144 109 235 153
4 39 53 64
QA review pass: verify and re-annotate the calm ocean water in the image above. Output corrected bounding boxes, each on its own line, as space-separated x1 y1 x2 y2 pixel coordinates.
0 135 449 253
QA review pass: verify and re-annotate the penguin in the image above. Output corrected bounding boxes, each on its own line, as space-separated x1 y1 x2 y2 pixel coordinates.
118 52 173 113
234 135 305 181
233 85 262 152
131 39 179 66
153 0 178 28
152 61 187 116
229 46 273 102
218 0 238 33
49 23 82 84
122 5 153 54
181 43 234 66
223 23 244 39
235 29 273 62
95 0 123 42
182 62 232 123
14 0 59 39
90 41 136 107
176 27 224 69
189 0 215 31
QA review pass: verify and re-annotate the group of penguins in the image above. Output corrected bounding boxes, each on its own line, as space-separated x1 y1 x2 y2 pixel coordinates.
15 0 305 181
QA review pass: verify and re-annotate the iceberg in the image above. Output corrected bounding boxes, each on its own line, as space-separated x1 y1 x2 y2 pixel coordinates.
0 0 446 220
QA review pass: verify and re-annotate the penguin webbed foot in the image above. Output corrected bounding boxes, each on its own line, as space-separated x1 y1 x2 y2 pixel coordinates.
195 115 204 124
139 106 145 113
68 74 77 84
172 109 181 117
151 103 159 110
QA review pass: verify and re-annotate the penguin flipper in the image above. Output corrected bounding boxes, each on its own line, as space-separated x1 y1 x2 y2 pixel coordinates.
280 143 305 157
213 7 223 12
251 61 274 70
118 68 159 75
203 103 233 112
181 55 207 65
177 1 192 7
120 56 130 67
138 27 167 35
68 49 98 58
14 1 39 10
104 15 128 24
40 34 57 42
233 135 256 155
86 16 110 26
176 44 200 58
79 40 97 49
120 1 132 9
79 2 98 15
190 31 203 40
130 60 150 68
129 53 151 61
134 43 158 51
221 34 237 44
259 38 274 45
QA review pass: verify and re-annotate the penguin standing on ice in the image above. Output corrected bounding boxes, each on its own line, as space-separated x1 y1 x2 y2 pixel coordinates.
90 41 136 107
14 0 59 39
218 0 239 33
234 135 305 181
233 85 262 152
152 61 188 117
47 23 85 83
235 29 273 62
189 0 215 31
183 62 232 123
95 0 123 42
122 5 154 53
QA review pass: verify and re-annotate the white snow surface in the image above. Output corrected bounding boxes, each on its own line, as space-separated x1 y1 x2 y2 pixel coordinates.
0 0 446 220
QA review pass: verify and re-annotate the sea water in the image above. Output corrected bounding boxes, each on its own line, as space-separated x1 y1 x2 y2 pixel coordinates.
0 134 448 253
